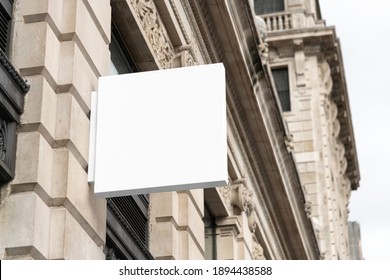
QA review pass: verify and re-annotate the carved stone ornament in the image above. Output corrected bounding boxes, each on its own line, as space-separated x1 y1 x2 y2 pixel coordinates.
256 17 269 63
175 45 197 67
222 184 232 212
284 134 294 153
130 0 175 69
318 60 333 95
230 182 254 213
249 0 269 62
247 210 257 233
304 200 312 217
252 240 266 260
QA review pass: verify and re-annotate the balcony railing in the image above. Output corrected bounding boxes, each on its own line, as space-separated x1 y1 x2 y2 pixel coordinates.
261 10 321 32
263 12 293 32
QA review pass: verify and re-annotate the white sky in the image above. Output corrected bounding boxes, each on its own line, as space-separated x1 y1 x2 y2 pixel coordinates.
319 0 390 259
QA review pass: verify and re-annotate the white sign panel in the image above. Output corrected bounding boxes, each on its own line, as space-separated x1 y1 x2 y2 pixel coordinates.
89 63 227 197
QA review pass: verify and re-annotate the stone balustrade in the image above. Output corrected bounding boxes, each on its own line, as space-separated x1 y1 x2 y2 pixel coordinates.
262 10 319 32
263 12 293 32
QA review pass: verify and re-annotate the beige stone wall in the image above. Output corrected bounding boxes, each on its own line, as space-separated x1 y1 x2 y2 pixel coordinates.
0 0 327 260
0 0 111 259
269 48 352 259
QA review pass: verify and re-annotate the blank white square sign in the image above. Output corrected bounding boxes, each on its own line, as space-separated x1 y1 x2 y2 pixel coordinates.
90 63 227 197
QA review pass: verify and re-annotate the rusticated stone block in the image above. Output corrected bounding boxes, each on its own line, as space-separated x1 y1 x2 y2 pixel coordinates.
56 93 89 168
20 76 57 140
63 210 104 259
12 21 60 87
0 192 51 259
149 221 179 259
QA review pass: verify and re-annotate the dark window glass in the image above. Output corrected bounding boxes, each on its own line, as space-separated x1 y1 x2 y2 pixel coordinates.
272 67 291 112
255 0 285 15
109 24 136 74
0 0 13 54
204 206 217 260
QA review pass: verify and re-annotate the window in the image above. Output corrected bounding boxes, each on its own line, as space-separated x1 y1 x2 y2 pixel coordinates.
272 67 291 112
109 23 136 75
0 0 13 54
254 0 285 15
204 206 217 260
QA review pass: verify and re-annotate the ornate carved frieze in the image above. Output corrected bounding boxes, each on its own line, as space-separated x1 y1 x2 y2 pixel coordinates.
129 0 175 69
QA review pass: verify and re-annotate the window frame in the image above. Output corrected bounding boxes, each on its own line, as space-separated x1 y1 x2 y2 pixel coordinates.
271 66 292 113
254 0 286 15
0 0 13 55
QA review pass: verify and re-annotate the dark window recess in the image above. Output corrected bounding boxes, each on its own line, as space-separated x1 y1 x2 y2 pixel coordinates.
255 0 285 15
0 0 13 54
0 52 30 186
106 195 153 260
272 68 291 112
109 22 137 74
204 206 217 260
104 22 153 260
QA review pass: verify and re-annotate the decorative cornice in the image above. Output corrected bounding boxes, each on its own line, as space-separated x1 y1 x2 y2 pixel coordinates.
169 0 190 44
181 0 213 64
0 51 30 94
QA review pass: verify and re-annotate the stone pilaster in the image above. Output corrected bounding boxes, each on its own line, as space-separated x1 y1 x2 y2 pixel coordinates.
149 189 204 259
0 0 111 259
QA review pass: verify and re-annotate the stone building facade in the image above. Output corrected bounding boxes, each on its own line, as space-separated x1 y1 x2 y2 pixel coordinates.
255 0 360 259
0 0 359 260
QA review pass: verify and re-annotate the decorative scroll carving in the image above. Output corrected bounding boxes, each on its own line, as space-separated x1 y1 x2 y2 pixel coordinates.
130 0 175 69
284 134 294 153
304 200 312 217
247 210 257 233
318 60 333 95
175 45 198 67
252 240 266 260
230 181 254 213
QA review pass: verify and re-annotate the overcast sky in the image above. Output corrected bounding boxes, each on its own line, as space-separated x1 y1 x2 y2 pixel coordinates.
319 0 390 260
